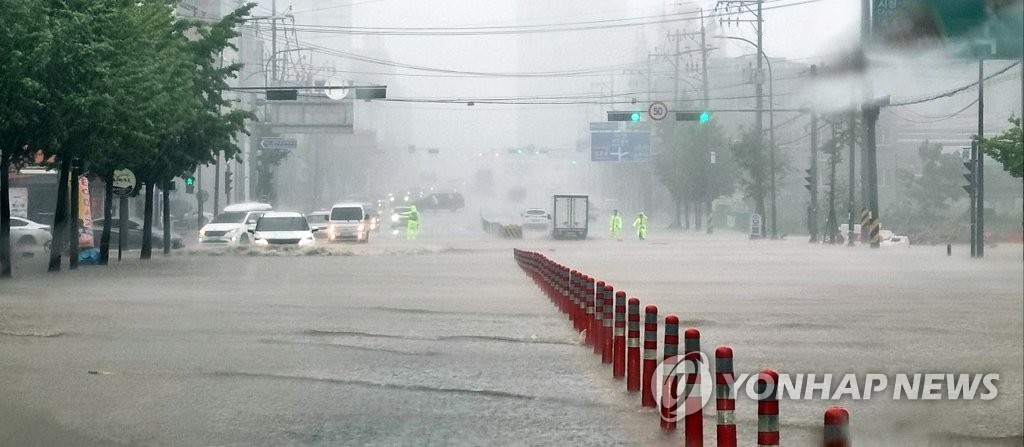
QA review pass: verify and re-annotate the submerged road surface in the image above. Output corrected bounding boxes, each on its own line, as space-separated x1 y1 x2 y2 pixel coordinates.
1 226 1022 446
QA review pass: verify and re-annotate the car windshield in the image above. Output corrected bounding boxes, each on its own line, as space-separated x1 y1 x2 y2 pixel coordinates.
330 208 363 220
211 212 247 224
255 217 308 231
526 210 546 215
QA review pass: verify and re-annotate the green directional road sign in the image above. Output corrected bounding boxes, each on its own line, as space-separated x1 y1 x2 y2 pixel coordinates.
873 0 1023 59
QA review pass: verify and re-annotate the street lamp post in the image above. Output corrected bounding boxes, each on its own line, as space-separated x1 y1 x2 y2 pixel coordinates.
713 35 777 239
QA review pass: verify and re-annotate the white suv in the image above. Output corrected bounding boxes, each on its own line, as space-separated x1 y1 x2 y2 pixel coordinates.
521 208 551 230
199 202 272 245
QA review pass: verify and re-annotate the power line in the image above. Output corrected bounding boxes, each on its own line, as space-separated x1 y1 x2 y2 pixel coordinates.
282 0 829 37
890 62 1020 106
888 99 979 124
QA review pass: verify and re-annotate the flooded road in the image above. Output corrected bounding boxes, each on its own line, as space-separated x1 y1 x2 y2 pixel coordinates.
1 222 1021 446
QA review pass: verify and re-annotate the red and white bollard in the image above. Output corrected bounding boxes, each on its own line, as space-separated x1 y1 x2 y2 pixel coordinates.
591 280 605 351
641 304 658 408
757 369 780 447
660 314 679 431
584 276 595 341
565 270 577 316
823 406 850 447
612 291 627 378
626 297 641 392
684 328 703 447
601 284 614 364
716 346 736 447
574 274 586 329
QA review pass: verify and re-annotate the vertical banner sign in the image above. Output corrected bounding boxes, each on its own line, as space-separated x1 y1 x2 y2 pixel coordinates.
78 177 94 248
750 213 763 238
10 188 28 219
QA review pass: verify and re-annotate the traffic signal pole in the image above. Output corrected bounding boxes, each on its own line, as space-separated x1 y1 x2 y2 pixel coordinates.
976 59 985 257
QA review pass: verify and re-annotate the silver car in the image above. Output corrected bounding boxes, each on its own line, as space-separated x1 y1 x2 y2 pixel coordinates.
9 217 53 252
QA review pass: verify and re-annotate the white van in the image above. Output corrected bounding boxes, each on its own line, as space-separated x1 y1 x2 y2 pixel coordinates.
199 202 273 245
326 202 369 243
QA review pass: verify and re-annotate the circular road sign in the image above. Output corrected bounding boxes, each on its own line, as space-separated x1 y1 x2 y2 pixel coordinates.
648 101 669 121
112 169 136 197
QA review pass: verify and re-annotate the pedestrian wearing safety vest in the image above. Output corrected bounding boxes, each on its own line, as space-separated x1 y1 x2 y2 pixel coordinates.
610 209 622 240
633 211 647 240
402 205 420 240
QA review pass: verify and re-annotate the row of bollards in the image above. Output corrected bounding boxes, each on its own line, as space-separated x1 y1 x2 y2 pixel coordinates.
513 249 852 447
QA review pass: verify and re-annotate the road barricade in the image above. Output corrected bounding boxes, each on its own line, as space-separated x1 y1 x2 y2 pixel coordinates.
512 248 853 447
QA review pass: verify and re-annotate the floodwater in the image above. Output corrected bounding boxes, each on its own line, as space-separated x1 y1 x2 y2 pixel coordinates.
1 211 1021 446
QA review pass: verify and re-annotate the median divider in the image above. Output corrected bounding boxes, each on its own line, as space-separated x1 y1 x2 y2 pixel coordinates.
512 248 852 446
480 215 523 239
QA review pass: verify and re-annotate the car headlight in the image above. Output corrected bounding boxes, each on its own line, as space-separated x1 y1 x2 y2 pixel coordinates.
199 229 206 237
357 224 365 231
391 215 399 223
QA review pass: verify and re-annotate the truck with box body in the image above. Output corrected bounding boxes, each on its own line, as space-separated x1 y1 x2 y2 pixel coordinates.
551 195 588 240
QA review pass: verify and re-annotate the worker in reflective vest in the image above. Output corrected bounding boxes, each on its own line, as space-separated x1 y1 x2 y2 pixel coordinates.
403 205 420 240
632 211 647 240
610 209 622 239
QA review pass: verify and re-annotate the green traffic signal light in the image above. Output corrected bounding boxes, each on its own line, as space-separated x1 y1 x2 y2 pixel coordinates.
699 111 710 123
630 112 641 122
186 176 195 186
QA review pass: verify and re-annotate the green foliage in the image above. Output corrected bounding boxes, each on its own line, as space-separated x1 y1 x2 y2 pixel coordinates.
141 3 257 183
977 117 1023 179
654 121 737 227
655 122 729 201
728 128 785 219
0 1 256 272
900 142 963 221
0 0 51 155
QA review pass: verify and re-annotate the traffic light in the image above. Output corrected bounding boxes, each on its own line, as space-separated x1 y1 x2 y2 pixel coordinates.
608 111 643 122
185 175 195 194
962 158 976 196
224 169 233 195
677 111 711 123
266 89 298 101
804 169 815 191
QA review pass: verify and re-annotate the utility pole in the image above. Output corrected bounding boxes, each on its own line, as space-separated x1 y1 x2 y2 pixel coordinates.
271 0 277 83
669 30 683 112
668 29 687 229
976 58 985 257
677 19 714 231
700 10 710 109
847 109 856 247
808 66 819 243
860 0 883 248
716 0 767 235
756 0 763 137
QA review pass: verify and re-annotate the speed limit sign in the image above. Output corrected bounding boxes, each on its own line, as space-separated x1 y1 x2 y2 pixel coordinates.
648 101 668 121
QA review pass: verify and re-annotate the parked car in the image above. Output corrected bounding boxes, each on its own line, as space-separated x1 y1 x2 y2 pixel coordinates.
326 202 370 243
199 202 272 245
521 208 551 230
250 212 316 246
9 217 52 252
92 218 185 249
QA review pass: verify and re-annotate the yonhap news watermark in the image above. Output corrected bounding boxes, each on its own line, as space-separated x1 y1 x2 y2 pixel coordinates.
652 353 1001 421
